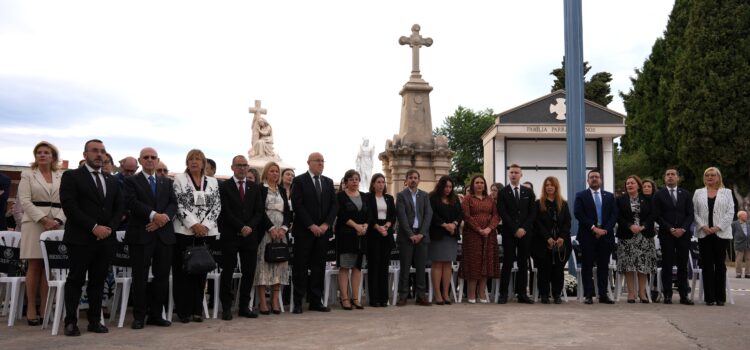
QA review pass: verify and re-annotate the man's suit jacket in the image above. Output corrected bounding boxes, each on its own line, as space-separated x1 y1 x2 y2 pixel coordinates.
218 178 264 244
396 188 433 244
497 184 536 235
291 172 338 236
574 188 617 243
615 194 655 239
732 220 750 251
60 166 124 245
123 173 177 245
652 187 694 239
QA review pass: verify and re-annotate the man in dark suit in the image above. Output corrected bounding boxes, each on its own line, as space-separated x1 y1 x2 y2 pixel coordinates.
60 139 124 336
652 167 695 305
574 168 618 304
123 147 176 329
395 169 433 306
291 152 338 313
497 164 536 304
217 155 264 320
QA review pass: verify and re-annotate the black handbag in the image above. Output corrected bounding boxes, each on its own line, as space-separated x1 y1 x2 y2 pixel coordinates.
264 240 290 263
182 241 216 275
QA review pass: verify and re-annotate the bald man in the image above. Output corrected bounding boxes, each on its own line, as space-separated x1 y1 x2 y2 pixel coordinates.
290 152 338 313
123 147 176 329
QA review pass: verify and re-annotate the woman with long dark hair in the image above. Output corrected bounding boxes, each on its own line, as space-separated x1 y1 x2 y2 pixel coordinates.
428 176 462 305
365 173 396 307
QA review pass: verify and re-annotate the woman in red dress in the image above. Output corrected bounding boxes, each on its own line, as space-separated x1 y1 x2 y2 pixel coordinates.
459 175 501 303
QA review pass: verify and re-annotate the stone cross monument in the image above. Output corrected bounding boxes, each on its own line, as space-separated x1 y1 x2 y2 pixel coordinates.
379 24 454 195
247 99 293 174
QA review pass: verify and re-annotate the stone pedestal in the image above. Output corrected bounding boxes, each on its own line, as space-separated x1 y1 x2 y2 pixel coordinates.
379 24 454 195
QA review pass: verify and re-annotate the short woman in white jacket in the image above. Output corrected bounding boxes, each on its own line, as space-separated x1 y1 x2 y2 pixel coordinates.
172 149 221 322
692 167 735 306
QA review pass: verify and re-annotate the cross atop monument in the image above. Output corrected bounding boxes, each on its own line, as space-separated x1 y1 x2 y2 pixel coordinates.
399 24 433 81
249 100 267 120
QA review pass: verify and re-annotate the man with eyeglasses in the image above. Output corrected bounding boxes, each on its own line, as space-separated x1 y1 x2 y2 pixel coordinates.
123 147 177 329
217 155 264 320
291 152 338 313
60 139 124 336
155 162 170 177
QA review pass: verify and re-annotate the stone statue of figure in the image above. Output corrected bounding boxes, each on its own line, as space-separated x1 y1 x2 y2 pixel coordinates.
356 138 374 191
250 114 278 160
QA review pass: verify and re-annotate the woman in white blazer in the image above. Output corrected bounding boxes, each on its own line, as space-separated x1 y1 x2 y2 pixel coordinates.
692 167 735 306
18 141 66 325
171 149 221 323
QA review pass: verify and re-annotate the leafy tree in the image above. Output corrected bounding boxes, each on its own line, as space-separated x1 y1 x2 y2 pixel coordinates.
669 0 750 191
550 58 613 106
434 106 495 187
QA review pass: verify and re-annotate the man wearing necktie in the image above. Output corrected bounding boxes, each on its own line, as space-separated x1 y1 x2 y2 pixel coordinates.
574 169 618 304
497 164 536 304
217 155 264 320
652 168 695 305
60 139 124 336
123 147 177 329
290 152 338 313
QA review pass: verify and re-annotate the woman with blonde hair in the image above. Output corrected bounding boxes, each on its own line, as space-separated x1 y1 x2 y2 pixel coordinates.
254 161 292 314
532 176 571 304
18 141 66 324
692 167 734 306
172 149 221 322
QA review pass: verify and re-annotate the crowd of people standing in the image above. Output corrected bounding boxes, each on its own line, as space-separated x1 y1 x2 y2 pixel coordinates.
4 139 744 337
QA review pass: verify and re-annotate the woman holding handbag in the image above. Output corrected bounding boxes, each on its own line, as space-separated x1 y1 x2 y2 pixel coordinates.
335 169 370 310
615 175 656 303
172 149 221 323
532 176 572 304
254 161 292 315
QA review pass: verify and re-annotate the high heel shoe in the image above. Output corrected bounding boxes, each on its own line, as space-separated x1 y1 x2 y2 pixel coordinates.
259 308 270 315
272 308 281 314
639 296 650 304
27 317 42 326
351 299 365 310
340 298 353 310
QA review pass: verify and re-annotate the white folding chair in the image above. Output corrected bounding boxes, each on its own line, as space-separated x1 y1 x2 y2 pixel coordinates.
388 260 400 305
39 230 67 335
0 231 25 326
322 262 340 307
108 231 132 328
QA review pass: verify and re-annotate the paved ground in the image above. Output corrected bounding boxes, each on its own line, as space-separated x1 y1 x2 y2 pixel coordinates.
1 273 748 350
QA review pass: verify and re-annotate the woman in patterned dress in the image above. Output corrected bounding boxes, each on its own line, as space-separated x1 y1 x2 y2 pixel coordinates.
254 161 292 314
616 175 656 303
458 175 500 303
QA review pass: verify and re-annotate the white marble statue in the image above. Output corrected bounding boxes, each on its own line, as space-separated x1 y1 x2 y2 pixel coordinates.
356 138 374 191
249 100 280 160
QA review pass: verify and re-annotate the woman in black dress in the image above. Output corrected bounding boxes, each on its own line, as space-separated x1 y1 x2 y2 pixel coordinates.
428 176 463 305
532 176 572 304
365 173 396 307
335 169 370 310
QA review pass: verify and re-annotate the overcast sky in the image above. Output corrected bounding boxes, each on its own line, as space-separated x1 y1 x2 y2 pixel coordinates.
0 0 675 180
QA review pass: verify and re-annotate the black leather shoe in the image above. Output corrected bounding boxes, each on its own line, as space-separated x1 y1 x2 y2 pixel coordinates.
663 298 673 304
442 300 451 306
540 297 550 304
680 298 695 306
178 316 191 323
584 297 594 305
221 309 233 321
87 323 109 333
292 308 303 314
716 301 725 306
64 323 81 336
497 295 508 304
272 309 281 315
627 299 636 304
146 317 171 327
131 320 144 329
238 308 258 318
309 304 331 312
553 297 563 304
191 315 203 323
706 301 715 306
599 296 615 304
518 295 534 304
